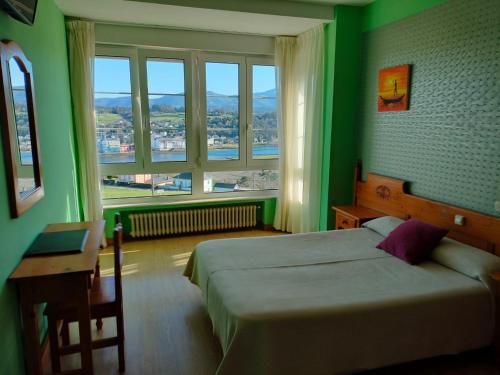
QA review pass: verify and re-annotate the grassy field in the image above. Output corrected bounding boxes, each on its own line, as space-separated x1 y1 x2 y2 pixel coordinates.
150 113 185 123
102 186 190 199
96 112 124 125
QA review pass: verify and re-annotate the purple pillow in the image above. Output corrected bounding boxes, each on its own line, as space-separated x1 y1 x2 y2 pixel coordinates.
376 219 448 265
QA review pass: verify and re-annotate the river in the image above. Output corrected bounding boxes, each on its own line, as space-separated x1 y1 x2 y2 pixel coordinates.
98 144 279 164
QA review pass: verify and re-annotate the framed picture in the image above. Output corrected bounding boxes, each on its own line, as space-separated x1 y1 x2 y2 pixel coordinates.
378 64 411 112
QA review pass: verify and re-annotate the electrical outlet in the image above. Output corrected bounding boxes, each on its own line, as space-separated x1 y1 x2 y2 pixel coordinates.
454 215 465 226
495 201 500 213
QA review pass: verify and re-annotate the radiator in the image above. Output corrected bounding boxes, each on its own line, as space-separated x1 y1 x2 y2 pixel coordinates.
128 205 258 238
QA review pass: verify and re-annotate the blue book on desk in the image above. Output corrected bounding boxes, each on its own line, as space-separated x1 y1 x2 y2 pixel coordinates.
24 229 90 257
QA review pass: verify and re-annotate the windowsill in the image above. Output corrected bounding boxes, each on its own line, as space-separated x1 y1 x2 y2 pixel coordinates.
102 191 278 210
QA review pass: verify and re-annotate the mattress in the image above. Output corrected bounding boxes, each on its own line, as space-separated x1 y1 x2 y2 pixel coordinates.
184 228 494 375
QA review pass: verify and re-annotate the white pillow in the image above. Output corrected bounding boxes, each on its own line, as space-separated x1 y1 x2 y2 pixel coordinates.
362 216 405 237
431 238 500 291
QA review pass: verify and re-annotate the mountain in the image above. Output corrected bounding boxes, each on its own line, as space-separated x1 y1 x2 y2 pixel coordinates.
93 96 132 107
144 95 185 107
253 88 276 99
94 89 276 113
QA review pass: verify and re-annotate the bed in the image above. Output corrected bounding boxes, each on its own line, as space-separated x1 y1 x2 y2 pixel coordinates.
184 174 500 375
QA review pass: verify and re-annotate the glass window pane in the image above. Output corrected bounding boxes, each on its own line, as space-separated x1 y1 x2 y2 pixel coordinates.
94 58 131 93
146 59 187 162
94 57 135 164
9 62 33 166
147 59 185 95
204 170 279 193
252 65 278 159
8 58 37 199
206 62 239 160
101 173 192 199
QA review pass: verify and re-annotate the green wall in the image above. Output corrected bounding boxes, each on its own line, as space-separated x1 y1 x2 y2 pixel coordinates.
321 0 450 229
0 0 80 373
362 0 450 32
103 197 276 238
319 21 336 231
320 6 363 230
357 0 500 216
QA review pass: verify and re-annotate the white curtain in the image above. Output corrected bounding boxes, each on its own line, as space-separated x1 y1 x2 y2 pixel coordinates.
66 21 103 224
274 25 324 233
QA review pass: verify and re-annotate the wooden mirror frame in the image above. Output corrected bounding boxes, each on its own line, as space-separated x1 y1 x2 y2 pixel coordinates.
0 40 44 217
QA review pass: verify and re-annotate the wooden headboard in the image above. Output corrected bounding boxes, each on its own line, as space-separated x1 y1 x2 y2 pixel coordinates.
357 173 500 254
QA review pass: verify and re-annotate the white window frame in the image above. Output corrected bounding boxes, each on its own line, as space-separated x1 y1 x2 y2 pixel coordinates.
246 56 279 170
138 49 194 174
198 53 247 171
95 45 279 205
95 45 144 176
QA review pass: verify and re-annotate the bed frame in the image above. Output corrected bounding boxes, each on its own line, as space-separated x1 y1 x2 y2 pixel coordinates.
356 173 500 359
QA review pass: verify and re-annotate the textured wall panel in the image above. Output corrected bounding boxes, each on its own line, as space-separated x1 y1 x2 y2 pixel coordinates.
358 0 500 216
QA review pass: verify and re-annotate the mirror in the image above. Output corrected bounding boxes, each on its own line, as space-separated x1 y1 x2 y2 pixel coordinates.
0 40 43 217
9 57 37 198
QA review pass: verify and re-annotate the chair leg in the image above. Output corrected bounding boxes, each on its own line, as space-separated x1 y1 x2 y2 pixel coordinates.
61 320 70 346
48 316 61 373
95 259 103 331
116 309 126 372
95 259 101 278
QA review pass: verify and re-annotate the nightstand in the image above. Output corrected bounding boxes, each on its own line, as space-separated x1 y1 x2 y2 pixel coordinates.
332 205 385 230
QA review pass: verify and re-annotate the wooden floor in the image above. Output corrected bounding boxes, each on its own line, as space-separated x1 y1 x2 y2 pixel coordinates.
56 229 499 375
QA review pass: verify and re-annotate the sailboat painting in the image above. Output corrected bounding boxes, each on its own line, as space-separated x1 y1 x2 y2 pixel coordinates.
378 64 411 112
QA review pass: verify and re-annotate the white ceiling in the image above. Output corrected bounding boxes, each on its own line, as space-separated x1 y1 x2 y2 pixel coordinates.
55 0 372 36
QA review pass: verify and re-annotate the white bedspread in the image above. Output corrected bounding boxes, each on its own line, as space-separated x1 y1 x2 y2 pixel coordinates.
184 229 494 375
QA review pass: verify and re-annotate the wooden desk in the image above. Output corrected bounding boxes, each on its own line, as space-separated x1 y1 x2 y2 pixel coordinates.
9 220 105 375
332 205 385 229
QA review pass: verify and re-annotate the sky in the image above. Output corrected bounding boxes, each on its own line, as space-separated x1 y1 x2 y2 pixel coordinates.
94 57 276 97
9 58 25 87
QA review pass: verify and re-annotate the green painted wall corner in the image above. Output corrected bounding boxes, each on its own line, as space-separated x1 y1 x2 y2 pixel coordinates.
362 0 450 32
0 0 80 373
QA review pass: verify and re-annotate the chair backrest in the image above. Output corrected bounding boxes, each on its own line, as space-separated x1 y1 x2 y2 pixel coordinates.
115 213 123 243
113 214 123 305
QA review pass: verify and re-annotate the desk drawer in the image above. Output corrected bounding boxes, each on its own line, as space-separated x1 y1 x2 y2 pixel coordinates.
335 213 358 229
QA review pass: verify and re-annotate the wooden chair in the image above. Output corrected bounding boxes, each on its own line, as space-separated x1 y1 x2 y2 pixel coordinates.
45 214 126 373
95 213 122 331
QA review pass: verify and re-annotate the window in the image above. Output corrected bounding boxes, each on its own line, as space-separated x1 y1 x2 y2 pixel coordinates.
146 58 187 162
251 65 278 160
101 173 192 199
204 170 279 193
95 46 278 202
94 57 135 164
205 61 240 161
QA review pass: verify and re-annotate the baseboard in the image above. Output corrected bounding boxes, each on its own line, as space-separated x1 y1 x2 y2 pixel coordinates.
262 224 274 231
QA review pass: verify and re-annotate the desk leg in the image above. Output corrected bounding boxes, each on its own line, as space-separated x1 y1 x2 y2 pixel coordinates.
19 284 43 375
76 277 94 375
94 260 103 331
